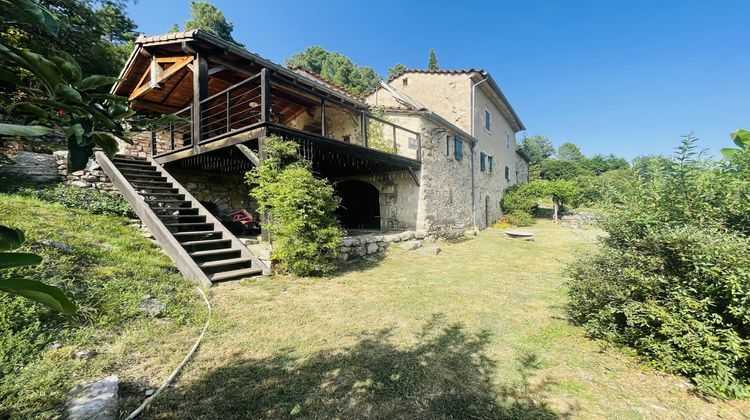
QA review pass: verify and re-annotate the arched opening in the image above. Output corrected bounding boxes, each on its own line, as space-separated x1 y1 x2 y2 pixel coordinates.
335 180 380 230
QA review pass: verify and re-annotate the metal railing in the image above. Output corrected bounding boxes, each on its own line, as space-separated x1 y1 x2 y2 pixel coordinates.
151 71 421 161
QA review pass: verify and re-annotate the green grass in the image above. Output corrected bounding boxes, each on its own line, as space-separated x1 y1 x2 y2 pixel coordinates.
0 192 205 419
146 222 749 419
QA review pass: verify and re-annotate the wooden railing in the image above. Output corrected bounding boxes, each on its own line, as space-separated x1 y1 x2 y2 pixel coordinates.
151 69 421 161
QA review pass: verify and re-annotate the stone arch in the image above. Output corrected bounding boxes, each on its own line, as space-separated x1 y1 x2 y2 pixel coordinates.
334 179 381 230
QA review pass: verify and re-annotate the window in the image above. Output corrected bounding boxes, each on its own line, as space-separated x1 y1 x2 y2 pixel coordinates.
504 165 510 180
402 77 409 86
506 132 511 149
446 135 451 156
454 137 463 161
485 110 491 132
488 155 494 173
480 152 486 171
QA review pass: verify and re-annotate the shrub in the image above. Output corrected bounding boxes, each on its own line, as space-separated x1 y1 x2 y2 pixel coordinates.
501 211 535 227
501 184 538 215
568 135 750 398
247 136 343 276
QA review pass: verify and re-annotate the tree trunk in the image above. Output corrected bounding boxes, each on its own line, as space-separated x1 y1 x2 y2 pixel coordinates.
553 201 559 223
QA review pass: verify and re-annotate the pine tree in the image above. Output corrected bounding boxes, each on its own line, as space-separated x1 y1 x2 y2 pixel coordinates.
387 63 407 80
184 1 243 47
428 48 439 70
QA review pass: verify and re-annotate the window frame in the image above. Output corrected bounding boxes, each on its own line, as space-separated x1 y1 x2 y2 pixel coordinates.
454 136 463 161
504 165 510 181
488 155 494 173
480 152 486 171
484 110 492 133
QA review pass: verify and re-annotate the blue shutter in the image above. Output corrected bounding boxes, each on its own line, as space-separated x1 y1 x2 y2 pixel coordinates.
480 152 486 171
488 156 494 173
485 110 491 131
454 137 463 161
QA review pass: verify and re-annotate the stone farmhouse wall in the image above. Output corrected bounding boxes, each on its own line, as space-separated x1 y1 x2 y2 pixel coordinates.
516 152 530 184
168 169 254 215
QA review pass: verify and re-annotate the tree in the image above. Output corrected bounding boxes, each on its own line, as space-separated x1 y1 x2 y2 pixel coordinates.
428 48 439 70
721 128 750 157
557 142 584 162
286 46 381 95
0 0 137 77
184 1 243 47
519 135 554 166
580 153 629 175
167 23 180 33
539 159 581 181
387 63 407 81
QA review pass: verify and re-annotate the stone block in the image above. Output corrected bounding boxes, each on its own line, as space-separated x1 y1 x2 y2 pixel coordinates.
66 375 118 420
366 242 379 254
417 246 441 255
400 240 422 251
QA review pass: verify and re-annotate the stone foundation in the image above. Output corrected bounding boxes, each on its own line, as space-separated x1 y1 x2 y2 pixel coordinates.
169 169 254 215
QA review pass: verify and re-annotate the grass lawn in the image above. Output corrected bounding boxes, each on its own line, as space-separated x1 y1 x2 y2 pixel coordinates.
144 221 749 419
0 191 205 418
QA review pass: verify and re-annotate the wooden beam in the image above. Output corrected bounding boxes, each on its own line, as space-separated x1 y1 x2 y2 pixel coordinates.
149 59 162 88
129 56 193 101
235 144 260 166
155 126 266 164
131 99 180 114
208 65 226 76
192 53 209 148
260 68 270 123
407 166 420 187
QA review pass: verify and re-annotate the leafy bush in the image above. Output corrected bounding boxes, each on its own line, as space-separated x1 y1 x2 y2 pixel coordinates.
501 184 539 215
25 184 135 217
247 136 343 276
568 135 750 398
500 211 535 227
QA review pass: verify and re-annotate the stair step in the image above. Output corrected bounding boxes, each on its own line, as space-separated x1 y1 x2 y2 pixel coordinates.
172 230 223 241
158 214 206 223
208 267 263 282
113 157 151 165
131 181 174 189
152 207 199 216
114 154 147 161
141 193 185 200
147 200 191 209
198 257 252 269
116 163 157 171
127 175 168 182
180 238 232 251
165 222 214 232
122 172 165 179
189 248 241 262
119 167 159 175
135 187 179 193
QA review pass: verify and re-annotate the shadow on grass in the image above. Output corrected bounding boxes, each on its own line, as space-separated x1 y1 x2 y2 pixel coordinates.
151 318 573 419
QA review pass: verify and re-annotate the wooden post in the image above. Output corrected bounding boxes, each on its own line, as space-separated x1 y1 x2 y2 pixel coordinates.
416 132 421 161
361 111 367 147
257 135 271 243
150 131 157 156
226 90 231 134
320 98 326 137
191 53 208 149
260 68 270 123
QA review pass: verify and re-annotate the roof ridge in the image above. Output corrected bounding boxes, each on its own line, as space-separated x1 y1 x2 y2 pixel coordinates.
387 68 483 82
288 66 363 101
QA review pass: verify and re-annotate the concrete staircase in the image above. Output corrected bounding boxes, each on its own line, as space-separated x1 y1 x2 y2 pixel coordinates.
96 152 268 286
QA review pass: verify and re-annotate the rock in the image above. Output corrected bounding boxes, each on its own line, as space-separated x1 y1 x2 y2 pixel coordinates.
382 233 401 242
37 240 74 254
366 242 379 254
414 231 427 240
353 246 366 256
71 170 85 177
342 237 359 247
74 349 97 360
140 295 165 317
70 180 91 188
49 342 62 350
66 375 119 420
400 240 422 251
417 246 441 256
398 231 415 241
144 389 156 397
81 175 99 182
337 252 349 263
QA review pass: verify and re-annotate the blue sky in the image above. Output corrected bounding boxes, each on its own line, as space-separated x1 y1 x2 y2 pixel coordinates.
127 0 748 159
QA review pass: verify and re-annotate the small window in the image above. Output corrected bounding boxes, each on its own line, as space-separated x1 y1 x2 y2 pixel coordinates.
485 110 491 132
402 77 409 86
488 155 494 173
506 132 511 149
480 152 486 171
454 137 463 161
446 135 451 156
504 165 510 180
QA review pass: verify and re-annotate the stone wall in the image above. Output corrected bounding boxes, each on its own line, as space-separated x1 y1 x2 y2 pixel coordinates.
0 151 61 182
335 170 419 231
168 168 254 215
516 152 530 184
53 151 117 194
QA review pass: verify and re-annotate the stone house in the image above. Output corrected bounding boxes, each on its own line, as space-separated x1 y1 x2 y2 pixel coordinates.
94 30 528 283
366 69 526 229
